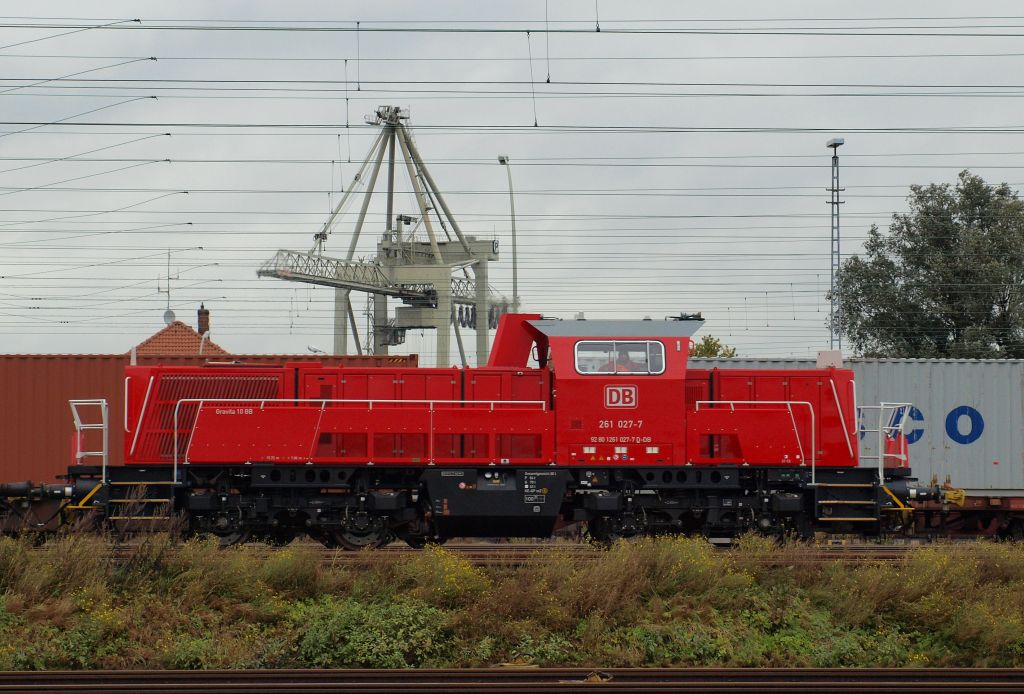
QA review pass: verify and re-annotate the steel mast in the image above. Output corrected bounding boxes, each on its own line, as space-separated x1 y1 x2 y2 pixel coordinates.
826 137 845 351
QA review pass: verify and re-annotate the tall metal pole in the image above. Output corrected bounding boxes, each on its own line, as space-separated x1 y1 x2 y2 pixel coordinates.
401 129 472 254
497 155 519 312
372 126 397 356
334 132 388 355
385 127 396 235
396 126 444 263
827 137 845 351
313 129 385 253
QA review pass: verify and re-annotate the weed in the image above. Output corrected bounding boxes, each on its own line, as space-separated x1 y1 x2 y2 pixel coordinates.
291 596 450 667
400 545 491 608
0 536 1020 669
257 544 321 598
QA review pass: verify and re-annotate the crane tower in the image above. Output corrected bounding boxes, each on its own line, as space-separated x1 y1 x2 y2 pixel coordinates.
258 106 506 366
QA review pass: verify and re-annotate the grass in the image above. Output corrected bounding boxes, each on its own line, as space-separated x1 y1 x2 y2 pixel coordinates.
0 533 1021 669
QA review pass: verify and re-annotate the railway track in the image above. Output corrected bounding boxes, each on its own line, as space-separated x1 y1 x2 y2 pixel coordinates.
310 542 935 566
28 540 976 567
0 667 1021 692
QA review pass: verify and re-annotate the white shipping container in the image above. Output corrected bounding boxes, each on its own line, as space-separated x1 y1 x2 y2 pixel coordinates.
688 358 1024 495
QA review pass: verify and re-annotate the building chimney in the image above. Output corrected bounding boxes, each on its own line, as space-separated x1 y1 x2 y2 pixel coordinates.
197 303 210 336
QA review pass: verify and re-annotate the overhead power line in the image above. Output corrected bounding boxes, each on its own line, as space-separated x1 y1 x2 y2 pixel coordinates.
0 150 1020 163
10 20 1024 37
10 77 1024 88
9 50 1024 62
9 121 1024 135
0 18 139 51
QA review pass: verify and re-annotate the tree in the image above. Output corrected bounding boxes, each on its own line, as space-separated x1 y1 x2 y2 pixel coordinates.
833 171 1024 358
689 334 738 358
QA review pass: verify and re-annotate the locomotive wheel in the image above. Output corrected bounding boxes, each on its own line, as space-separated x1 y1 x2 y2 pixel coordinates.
397 530 448 549
335 527 390 550
258 530 297 547
396 517 446 549
318 514 391 550
216 529 251 547
588 515 634 545
309 528 341 549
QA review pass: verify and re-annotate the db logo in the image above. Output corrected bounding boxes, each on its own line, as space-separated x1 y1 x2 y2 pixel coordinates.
605 385 638 409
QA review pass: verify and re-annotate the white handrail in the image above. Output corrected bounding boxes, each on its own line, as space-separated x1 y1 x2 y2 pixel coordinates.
129 376 154 457
829 378 855 460
695 400 816 482
172 397 550 476
69 399 109 484
123 377 131 433
858 402 912 479
306 400 329 460
849 380 858 436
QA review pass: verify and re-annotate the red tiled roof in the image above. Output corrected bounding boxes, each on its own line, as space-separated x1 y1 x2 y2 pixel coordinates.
130 321 230 357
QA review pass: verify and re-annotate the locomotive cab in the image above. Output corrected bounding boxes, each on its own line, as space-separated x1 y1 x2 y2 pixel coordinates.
489 314 860 471
490 315 702 469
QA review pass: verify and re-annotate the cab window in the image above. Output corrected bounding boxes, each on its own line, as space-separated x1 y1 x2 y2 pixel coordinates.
575 340 665 375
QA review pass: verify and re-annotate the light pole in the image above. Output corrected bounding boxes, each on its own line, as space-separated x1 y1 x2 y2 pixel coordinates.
826 137 845 351
497 155 519 312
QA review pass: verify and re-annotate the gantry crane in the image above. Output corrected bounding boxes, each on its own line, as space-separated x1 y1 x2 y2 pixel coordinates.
258 106 507 366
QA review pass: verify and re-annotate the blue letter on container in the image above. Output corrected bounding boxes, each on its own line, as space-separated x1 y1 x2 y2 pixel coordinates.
945 406 984 445
903 406 925 444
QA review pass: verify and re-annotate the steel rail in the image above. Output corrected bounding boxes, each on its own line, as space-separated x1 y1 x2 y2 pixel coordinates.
25 542 981 568
0 668 1021 693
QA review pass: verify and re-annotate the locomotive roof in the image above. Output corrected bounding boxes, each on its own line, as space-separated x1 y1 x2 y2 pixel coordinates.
527 318 704 338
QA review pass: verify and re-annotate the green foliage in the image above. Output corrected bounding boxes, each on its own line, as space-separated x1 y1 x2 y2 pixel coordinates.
3 535 1024 669
399 545 491 608
615 623 726 665
834 171 1024 357
510 633 577 665
0 536 31 594
688 334 738 358
162 634 219 669
290 596 450 668
170 538 261 603
256 544 321 598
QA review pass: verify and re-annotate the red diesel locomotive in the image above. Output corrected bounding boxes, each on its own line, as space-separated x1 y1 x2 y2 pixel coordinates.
1 314 938 546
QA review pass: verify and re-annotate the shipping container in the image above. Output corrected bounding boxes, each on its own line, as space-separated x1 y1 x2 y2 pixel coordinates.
689 358 1024 495
0 353 417 486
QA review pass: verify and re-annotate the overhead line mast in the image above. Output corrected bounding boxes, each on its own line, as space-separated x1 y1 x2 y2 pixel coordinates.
827 137 845 351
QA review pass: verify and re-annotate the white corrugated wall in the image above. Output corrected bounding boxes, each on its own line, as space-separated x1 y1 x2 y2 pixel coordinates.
688 358 1024 494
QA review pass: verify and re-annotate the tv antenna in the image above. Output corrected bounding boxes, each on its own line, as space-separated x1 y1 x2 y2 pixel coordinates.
158 249 178 325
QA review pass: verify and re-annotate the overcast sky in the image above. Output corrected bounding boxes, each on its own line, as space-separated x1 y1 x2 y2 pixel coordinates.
1 2 1023 362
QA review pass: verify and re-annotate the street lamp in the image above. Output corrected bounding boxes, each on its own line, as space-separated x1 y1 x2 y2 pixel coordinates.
497 155 519 312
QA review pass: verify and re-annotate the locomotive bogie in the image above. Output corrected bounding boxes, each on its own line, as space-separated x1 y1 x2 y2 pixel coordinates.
54 460 916 546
